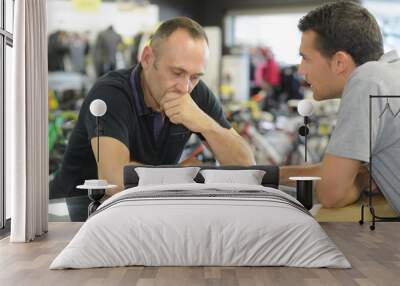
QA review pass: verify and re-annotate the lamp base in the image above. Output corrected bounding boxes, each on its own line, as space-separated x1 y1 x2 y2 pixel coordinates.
88 189 106 216
289 177 321 210
296 181 313 210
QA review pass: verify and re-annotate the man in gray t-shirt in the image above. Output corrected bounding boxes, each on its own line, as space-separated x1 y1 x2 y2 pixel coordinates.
279 1 400 213
326 51 400 213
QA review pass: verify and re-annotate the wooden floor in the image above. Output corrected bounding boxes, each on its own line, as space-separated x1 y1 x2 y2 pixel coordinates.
0 222 399 286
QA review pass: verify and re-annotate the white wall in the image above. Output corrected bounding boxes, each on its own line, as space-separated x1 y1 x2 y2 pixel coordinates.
232 13 305 65
47 0 159 38
363 0 400 54
225 6 317 66
202 27 222 96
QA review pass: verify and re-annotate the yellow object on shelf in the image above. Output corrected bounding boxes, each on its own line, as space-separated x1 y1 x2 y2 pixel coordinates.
72 0 101 12
48 90 58 112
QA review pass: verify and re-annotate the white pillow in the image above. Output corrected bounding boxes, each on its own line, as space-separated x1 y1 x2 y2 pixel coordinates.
135 167 200 186
200 169 266 185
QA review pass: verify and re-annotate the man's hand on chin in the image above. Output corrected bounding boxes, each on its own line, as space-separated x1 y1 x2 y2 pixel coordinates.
160 92 214 133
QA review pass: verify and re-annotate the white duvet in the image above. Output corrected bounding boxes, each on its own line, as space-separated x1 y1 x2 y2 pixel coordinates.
50 183 351 269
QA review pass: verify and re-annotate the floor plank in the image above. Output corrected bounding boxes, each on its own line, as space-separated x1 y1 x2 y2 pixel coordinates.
0 222 399 286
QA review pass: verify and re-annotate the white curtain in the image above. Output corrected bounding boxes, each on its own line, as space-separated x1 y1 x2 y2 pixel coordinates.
7 0 48 242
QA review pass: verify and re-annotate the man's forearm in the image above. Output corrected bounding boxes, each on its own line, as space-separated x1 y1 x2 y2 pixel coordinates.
201 121 255 166
280 162 361 208
99 159 142 196
99 165 124 196
279 163 322 187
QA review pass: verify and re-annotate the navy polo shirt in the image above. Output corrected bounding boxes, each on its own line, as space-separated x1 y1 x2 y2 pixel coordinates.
55 64 231 196
129 65 166 144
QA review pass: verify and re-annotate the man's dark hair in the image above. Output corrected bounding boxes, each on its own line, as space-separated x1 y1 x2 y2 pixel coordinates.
298 1 383 66
150 17 208 52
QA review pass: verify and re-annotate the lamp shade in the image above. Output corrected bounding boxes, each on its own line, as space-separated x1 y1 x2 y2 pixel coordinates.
297 99 314 117
90 99 107 117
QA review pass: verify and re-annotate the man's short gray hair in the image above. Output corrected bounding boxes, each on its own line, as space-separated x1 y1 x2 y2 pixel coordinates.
150 17 208 53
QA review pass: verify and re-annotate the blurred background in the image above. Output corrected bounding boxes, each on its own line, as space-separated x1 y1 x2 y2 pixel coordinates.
44 0 400 221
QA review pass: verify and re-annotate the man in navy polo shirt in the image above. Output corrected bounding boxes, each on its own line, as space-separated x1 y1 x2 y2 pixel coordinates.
52 17 255 221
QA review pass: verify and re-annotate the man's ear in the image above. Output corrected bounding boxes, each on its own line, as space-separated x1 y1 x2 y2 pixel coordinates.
331 51 355 76
140 46 154 70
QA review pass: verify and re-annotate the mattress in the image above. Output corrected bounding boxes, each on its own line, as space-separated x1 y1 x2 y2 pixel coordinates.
50 183 351 269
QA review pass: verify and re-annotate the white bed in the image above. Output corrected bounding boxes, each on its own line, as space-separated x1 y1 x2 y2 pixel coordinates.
50 183 351 269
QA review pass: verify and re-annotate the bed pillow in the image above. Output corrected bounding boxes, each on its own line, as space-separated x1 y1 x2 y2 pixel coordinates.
135 167 200 186
200 169 266 185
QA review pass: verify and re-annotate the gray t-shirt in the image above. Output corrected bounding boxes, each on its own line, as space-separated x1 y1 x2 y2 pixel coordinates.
326 50 400 214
